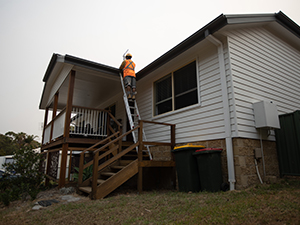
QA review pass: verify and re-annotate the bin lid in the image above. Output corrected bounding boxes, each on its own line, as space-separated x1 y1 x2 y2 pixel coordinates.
172 144 205 153
193 148 223 155
174 144 205 150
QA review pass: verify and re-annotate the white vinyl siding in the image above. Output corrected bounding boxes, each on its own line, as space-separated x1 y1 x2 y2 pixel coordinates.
225 26 300 139
137 47 227 143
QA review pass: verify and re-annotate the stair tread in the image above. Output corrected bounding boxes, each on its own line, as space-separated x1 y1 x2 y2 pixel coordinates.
97 179 106 184
101 171 116 176
110 165 125 170
79 186 92 193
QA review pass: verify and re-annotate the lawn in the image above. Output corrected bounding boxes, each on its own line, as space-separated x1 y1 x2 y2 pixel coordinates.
1 179 300 225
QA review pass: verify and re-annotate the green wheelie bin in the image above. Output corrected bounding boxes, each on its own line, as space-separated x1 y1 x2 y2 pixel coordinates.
172 144 205 192
193 148 223 192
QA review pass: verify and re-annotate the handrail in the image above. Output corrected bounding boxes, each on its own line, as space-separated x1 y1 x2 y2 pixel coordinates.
140 120 174 126
93 125 140 154
79 132 120 157
107 111 122 128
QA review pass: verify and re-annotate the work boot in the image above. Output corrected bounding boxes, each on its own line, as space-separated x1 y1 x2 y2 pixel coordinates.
132 92 137 100
127 93 132 99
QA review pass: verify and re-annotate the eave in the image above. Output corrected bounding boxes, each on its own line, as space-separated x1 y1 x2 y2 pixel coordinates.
136 11 300 80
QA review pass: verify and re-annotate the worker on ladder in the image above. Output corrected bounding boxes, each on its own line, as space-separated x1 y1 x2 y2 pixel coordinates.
119 53 137 100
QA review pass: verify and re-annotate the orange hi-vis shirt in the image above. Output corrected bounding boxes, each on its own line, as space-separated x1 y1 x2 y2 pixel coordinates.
120 59 136 78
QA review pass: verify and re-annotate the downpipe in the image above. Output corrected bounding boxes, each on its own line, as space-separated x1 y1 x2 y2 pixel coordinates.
207 34 236 190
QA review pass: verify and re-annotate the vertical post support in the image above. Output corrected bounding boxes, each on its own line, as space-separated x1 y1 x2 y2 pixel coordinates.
45 151 51 186
118 127 122 154
92 151 99 199
78 153 84 185
59 70 75 188
171 124 176 160
50 93 59 142
68 149 73 181
138 121 143 193
170 124 176 189
41 107 49 148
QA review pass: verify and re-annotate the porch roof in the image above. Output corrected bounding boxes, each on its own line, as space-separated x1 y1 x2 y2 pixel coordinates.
39 54 121 110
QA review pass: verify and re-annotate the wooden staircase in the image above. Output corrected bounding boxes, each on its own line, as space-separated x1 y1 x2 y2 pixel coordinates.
78 159 138 199
76 125 151 199
76 120 176 200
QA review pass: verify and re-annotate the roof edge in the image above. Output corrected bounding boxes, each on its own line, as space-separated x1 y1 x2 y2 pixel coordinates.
137 14 227 80
137 11 300 80
64 54 120 75
42 53 60 82
275 11 300 38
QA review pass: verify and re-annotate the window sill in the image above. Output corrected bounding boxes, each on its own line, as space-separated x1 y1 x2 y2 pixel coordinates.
151 103 201 121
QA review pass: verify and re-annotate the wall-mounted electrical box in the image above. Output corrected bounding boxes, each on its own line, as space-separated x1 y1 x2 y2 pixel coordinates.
253 101 280 129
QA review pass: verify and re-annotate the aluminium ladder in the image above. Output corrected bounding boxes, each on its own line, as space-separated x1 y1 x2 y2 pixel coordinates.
119 73 152 160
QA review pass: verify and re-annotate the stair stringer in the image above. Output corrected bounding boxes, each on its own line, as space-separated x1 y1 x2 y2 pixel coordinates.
94 159 138 199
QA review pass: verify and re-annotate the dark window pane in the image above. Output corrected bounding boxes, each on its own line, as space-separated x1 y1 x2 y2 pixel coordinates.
156 99 172 115
155 75 172 115
174 61 197 95
175 90 198 110
156 75 172 102
174 61 198 110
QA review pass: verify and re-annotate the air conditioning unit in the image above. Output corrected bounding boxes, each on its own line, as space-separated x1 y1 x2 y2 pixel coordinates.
253 101 280 129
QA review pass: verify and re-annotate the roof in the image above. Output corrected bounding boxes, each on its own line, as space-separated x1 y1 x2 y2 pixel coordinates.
39 54 120 109
136 11 300 80
42 54 120 83
40 11 300 109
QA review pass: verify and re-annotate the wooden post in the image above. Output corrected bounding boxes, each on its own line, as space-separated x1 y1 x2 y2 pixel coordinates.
118 125 122 154
92 151 99 199
41 107 49 148
170 124 176 189
50 93 59 142
171 124 176 150
137 121 143 193
59 70 75 188
78 153 84 185
45 151 51 186
68 149 73 182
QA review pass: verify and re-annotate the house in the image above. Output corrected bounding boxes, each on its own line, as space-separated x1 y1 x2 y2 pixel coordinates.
39 11 300 197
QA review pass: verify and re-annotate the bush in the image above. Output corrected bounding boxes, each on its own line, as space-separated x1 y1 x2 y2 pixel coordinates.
0 146 44 205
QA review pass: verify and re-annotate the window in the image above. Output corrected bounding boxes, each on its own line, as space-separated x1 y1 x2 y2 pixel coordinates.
154 61 198 116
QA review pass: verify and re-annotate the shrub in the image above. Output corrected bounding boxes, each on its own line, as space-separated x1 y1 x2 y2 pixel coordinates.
0 145 44 205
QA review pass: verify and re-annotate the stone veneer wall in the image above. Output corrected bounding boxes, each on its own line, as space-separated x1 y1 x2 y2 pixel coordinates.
232 138 280 189
151 138 280 190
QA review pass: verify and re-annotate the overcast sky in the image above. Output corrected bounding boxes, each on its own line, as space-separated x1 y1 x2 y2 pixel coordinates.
0 0 299 142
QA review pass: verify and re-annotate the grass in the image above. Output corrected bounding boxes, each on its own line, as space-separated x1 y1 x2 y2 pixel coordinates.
0 179 300 225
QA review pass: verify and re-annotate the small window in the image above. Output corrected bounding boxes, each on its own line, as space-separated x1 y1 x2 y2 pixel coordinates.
154 61 198 116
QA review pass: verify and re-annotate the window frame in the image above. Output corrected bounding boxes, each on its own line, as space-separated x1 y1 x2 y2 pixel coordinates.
153 59 200 117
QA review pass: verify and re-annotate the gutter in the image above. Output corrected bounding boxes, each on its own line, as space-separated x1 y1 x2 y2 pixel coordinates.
137 11 300 81
136 14 228 80
275 11 300 38
206 34 236 190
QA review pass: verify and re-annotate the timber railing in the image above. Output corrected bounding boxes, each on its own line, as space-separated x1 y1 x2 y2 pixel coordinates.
43 106 121 145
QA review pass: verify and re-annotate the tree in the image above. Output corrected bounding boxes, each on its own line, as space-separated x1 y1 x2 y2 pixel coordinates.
0 132 43 205
0 132 40 156
0 134 16 156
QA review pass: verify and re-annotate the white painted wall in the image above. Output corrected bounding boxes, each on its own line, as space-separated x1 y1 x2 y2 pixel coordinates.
137 44 227 144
